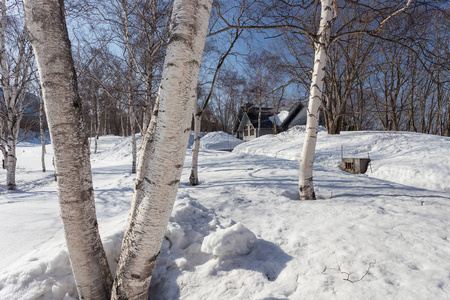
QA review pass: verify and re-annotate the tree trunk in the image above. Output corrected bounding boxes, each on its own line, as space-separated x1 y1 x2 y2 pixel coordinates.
39 92 46 172
143 62 154 134
190 99 201 186
299 0 333 200
130 104 137 174
6 130 17 190
446 96 450 137
94 94 99 154
112 0 212 298
24 1 113 299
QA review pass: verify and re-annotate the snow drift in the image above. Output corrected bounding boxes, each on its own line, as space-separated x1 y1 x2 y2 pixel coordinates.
200 131 243 151
233 126 450 192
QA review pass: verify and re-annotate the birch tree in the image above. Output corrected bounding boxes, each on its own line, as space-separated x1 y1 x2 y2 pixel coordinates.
23 0 113 298
0 0 34 190
299 0 414 200
190 28 241 186
298 0 334 200
112 0 212 297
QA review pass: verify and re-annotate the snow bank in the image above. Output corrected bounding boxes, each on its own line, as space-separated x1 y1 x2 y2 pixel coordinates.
233 126 450 192
0 222 124 300
200 131 243 151
201 223 256 257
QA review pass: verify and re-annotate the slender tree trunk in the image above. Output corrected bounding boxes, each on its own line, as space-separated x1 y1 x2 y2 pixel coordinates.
299 0 333 200
190 98 201 186
446 96 450 137
6 129 17 190
24 1 112 299
257 101 262 138
94 94 99 154
112 0 212 298
122 0 137 173
39 92 46 172
143 63 154 134
130 103 137 174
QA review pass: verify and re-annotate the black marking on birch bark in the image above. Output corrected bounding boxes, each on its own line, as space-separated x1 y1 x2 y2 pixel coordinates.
169 179 180 186
149 251 160 263
135 179 143 190
184 127 191 133
175 164 183 169
143 177 154 185
325 5 332 11
169 33 191 44
188 59 200 68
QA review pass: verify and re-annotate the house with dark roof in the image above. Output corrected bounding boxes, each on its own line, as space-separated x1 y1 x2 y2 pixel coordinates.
280 102 325 130
233 104 279 141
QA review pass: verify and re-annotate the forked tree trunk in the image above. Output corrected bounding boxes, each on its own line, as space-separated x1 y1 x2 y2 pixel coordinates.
24 1 113 298
190 99 201 186
112 0 212 298
299 0 333 200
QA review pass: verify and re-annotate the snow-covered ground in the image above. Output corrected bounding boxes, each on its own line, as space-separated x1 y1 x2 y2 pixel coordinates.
234 126 450 193
200 131 243 151
0 128 449 299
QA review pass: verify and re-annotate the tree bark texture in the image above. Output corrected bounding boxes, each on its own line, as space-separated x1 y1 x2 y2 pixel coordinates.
190 99 201 186
299 0 333 200
39 90 47 172
112 0 212 298
23 1 113 299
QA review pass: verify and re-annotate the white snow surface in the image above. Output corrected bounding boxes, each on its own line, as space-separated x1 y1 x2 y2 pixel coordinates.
200 131 243 150
234 126 450 193
0 129 450 299
269 110 289 126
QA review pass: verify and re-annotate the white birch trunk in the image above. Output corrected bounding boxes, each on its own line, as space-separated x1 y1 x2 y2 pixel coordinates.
6 134 17 190
94 94 99 154
190 98 201 186
39 91 47 172
23 1 113 298
112 0 212 298
299 0 333 200
130 104 137 174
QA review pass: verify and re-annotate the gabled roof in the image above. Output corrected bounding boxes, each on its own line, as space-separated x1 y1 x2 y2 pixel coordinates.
234 104 276 132
280 102 305 128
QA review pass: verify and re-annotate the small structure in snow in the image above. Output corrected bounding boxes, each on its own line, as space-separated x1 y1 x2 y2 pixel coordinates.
341 157 371 174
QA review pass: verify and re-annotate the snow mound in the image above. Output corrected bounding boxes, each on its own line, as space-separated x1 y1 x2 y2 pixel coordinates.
233 126 450 192
200 131 243 151
201 223 257 257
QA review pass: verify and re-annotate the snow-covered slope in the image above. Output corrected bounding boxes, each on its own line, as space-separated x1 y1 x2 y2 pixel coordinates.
200 131 243 150
233 126 450 192
1 131 449 299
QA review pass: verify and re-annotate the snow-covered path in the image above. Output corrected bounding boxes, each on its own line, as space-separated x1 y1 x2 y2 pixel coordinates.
1 133 450 299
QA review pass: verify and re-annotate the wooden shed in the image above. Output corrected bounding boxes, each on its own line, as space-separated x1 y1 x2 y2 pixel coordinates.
341 157 371 174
